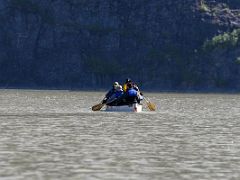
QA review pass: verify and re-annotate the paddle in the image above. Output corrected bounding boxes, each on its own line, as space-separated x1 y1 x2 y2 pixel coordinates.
143 97 156 111
92 96 118 111
92 103 105 111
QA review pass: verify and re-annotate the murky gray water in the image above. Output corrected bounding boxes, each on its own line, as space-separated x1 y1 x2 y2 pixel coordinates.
0 90 240 180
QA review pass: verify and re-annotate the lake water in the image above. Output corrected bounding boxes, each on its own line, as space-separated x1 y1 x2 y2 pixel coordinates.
0 90 240 180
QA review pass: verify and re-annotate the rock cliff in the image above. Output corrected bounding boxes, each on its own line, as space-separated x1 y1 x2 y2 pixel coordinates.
0 0 240 91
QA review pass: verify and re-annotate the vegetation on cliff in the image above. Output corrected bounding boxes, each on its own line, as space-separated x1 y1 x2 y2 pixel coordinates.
203 29 240 51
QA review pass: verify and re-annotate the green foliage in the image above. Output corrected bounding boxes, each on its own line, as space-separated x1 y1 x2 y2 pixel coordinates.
203 29 240 51
235 57 240 64
199 0 210 12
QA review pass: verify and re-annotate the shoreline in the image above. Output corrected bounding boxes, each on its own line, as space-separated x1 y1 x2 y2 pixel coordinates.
0 86 239 94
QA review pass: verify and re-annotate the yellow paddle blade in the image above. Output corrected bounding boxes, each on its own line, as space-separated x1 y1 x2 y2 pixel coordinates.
92 103 104 111
147 102 156 111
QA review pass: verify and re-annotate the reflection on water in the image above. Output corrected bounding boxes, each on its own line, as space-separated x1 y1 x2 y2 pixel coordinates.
0 90 240 179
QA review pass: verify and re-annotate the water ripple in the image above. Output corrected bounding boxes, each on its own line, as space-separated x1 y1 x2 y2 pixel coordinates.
0 90 240 179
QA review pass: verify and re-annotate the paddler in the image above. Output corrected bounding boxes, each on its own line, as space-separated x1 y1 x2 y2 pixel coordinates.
102 82 119 104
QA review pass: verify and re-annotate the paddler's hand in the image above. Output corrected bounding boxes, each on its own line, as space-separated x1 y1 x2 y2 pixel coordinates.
102 98 107 104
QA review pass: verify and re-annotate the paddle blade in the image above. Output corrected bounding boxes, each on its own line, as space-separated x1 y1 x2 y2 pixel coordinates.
147 102 156 111
92 103 104 111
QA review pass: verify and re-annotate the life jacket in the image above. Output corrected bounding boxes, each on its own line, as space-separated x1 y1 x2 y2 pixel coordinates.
123 83 127 92
127 88 137 97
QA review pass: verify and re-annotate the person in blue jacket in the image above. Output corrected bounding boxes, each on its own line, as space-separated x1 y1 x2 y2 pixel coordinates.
106 85 124 106
125 83 141 104
123 78 140 92
102 82 119 104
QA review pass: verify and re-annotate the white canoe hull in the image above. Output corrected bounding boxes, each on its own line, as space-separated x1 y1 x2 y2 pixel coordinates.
106 103 142 112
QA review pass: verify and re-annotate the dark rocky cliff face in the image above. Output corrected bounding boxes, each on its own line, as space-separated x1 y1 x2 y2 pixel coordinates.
0 0 240 91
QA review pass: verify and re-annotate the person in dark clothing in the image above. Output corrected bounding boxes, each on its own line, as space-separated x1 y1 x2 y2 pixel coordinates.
125 83 140 104
123 78 141 93
106 85 124 106
102 82 119 104
123 78 131 92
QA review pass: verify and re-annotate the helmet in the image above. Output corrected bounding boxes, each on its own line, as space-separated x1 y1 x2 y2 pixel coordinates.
113 82 119 89
113 82 119 86
126 78 131 83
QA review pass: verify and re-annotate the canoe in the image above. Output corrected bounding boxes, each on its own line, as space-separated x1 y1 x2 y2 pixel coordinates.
105 103 142 112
